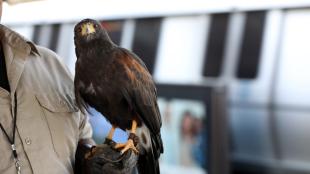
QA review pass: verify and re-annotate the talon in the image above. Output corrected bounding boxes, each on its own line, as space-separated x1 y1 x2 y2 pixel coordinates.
115 139 139 154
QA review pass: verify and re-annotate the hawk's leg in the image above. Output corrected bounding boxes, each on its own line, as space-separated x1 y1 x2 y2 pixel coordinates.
115 120 139 154
107 125 116 140
104 125 117 146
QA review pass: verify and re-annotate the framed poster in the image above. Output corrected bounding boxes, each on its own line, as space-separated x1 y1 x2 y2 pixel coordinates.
156 84 229 174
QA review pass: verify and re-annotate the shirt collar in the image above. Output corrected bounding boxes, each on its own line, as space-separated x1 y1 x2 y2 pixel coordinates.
0 24 40 57
0 24 41 96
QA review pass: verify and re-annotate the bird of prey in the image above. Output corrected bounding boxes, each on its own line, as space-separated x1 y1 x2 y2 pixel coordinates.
74 19 163 174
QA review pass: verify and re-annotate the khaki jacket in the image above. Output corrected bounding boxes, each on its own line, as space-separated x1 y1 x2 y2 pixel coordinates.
0 24 92 174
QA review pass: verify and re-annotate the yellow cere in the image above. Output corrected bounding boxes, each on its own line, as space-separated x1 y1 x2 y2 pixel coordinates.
81 23 96 35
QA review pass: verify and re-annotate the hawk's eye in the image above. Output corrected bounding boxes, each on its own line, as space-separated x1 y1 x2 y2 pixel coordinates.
77 27 82 33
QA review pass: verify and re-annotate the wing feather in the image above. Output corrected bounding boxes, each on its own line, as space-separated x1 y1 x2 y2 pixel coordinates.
119 48 161 134
118 48 163 155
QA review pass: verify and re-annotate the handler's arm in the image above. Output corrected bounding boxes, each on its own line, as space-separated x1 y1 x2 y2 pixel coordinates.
75 112 95 174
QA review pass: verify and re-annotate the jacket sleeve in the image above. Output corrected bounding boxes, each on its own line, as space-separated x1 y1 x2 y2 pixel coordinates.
78 112 93 140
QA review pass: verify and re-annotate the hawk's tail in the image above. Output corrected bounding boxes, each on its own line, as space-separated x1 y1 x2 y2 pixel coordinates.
136 127 163 174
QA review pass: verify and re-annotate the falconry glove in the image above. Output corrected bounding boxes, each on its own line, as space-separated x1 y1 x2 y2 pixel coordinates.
75 139 138 174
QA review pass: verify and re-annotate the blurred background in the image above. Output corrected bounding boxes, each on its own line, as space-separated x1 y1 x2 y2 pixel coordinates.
4 0 310 174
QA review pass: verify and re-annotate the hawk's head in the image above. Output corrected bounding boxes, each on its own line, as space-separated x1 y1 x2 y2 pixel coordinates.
74 18 107 43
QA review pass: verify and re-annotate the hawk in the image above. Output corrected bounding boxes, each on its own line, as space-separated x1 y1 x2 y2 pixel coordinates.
74 19 163 174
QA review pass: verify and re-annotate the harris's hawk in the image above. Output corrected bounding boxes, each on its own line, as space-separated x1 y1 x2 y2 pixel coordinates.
73 19 163 174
